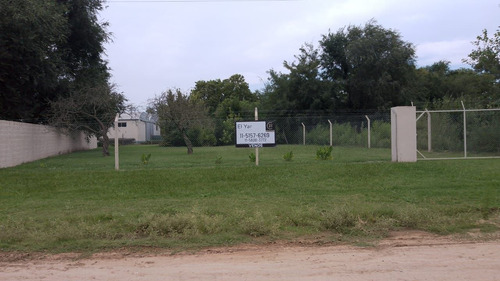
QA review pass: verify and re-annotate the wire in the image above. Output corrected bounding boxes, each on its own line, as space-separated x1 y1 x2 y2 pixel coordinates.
107 0 299 2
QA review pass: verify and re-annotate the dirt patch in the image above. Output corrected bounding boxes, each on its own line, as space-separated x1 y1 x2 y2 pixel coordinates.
2 231 500 281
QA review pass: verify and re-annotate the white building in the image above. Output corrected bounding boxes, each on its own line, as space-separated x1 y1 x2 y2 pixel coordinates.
108 113 160 143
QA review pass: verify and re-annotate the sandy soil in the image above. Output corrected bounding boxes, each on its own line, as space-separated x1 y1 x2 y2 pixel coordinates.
1 231 500 281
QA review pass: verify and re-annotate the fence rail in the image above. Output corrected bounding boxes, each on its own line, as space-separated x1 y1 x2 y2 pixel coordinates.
416 105 500 160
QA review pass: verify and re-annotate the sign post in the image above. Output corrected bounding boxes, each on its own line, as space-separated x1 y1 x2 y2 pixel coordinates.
235 111 276 166
255 107 259 166
114 113 119 171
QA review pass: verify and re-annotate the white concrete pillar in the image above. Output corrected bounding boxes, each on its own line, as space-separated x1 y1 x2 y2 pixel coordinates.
391 106 417 162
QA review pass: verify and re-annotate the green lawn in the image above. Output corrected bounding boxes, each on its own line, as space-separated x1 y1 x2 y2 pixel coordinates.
0 145 499 253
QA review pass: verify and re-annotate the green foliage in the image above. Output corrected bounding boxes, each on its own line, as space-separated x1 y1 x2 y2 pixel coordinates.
191 74 257 118
0 0 67 121
370 121 391 148
215 155 223 165
190 74 258 146
316 146 333 160
0 0 110 122
249 152 256 163
191 126 217 147
464 27 500 80
320 19 416 110
141 153 151 165
417 98 500 154
283 151 294 161
219 113 241 145
332 123 362 146
149 89 213 154
49 83 127 156
408 62 500 108
307 123 330 145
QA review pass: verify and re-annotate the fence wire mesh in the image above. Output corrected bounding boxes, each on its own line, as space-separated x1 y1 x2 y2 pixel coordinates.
156 112 392 149
416 109 500 159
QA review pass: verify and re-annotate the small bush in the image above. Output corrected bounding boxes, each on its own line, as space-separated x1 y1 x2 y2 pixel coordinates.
215 155 223 165
320 206 356 232
240 212 279 237
283 151 294 161
316 146 333 160
141 153 151 165
249 153 256 163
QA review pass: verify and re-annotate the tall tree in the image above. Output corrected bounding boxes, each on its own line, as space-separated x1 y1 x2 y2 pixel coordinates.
0 0 67 121
406 61 500 108
58 0 110 83
150 89 211 154
191 74 257 118
49 82 128 156
0 0 110 122
261 43 333 115
320 20 416 110
191 74 257 145
464 27 500 80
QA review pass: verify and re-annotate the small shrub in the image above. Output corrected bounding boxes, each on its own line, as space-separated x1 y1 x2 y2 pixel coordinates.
240 212 279 237
283 151 294 161
316 146 333 160
215 155 223 165
320 206 356 232
249 153 256 163
141 153 151 165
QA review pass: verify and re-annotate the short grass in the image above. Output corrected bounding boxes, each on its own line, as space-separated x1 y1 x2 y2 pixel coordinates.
0 145 499 253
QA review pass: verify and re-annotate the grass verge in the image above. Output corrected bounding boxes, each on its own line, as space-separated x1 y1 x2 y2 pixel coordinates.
0 145 499 252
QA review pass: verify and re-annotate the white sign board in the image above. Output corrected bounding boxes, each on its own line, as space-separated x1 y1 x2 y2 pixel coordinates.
235 121 276 147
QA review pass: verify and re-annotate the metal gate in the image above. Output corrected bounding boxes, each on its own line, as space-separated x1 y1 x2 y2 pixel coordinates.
416 102 500 160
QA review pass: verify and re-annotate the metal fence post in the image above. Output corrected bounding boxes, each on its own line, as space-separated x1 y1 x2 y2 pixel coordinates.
365 115 371 149
426 109 431 152
328 120 333 146
461 101 467 158
301 123 305 145
114 113 119 171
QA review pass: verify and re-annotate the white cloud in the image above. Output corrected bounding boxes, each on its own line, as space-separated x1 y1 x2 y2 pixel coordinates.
416 39 472 68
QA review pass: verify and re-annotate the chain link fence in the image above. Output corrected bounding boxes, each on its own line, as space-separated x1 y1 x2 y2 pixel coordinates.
131 107 500 161
156 111 392 149
416 108 500 159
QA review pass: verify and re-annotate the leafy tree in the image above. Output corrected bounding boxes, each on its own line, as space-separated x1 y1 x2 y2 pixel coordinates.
191 74 257 145
191 74 257 118
0 0 110 122
150 89 212 154
58 0 110 82
404 61 453 105
407 61 500 108
49 82 128 156
320 20 416 110
261 20 416 114
261 43 334 115
464 27 500 80
0 0 67 121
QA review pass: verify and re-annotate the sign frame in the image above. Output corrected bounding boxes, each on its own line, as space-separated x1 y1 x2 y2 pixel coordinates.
235 121 276 148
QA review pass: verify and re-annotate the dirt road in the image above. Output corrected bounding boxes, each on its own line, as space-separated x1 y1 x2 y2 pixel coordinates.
1 231 500 281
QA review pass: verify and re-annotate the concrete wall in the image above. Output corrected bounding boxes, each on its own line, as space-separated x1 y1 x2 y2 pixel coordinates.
0 120 97 168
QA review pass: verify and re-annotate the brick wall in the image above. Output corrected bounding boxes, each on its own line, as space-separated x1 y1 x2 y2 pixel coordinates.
0 120 97 168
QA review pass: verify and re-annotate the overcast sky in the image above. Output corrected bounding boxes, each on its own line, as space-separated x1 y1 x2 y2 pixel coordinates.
99 0 499 109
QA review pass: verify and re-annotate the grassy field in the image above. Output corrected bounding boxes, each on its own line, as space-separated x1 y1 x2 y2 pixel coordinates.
0 145 499 253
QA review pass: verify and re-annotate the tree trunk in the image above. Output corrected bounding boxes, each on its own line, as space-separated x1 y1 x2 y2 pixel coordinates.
181 131 194 154
101 129 111 156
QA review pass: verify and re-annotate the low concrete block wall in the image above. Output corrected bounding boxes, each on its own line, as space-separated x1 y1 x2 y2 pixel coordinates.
0 120 97 168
